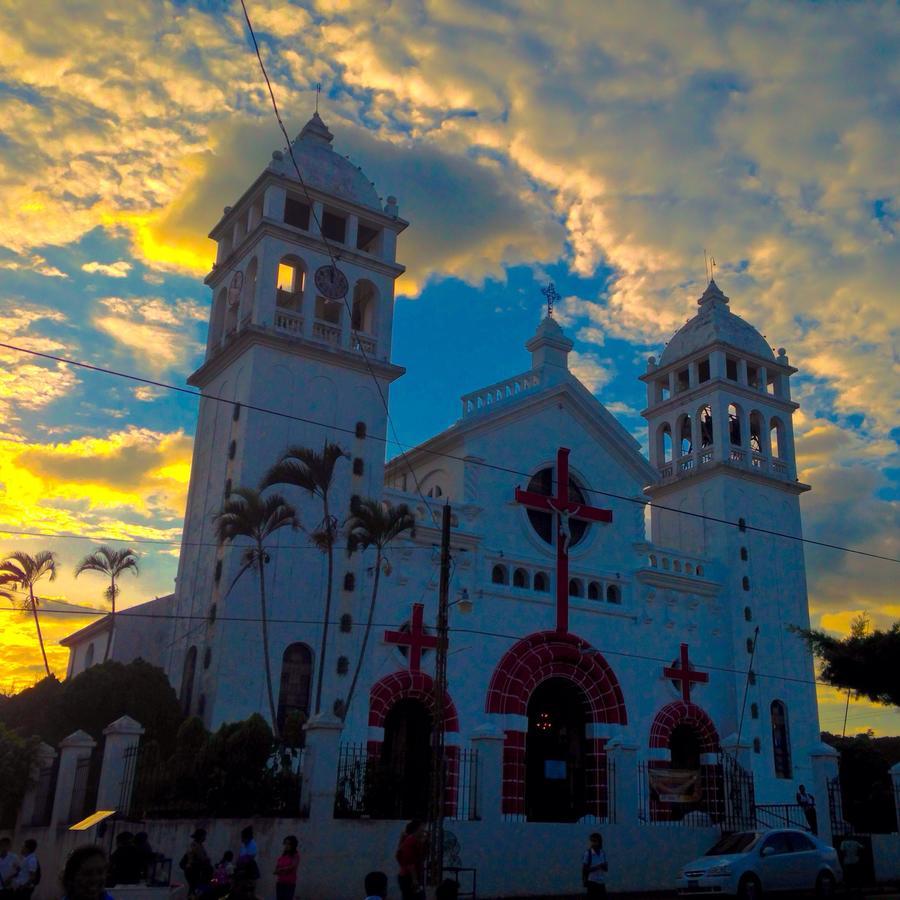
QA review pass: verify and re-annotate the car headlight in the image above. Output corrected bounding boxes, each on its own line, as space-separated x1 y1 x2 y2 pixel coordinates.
705 864 732 877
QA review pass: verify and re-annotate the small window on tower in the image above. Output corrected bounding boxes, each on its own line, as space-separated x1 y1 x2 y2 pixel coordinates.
340 613 353 632
738 517 747 532
746 637 755 653
336 655 349 675
587 581 600 600
726 356 739 381
353 457 364 476
744 605 752 621
284 196 311 230
753 737 761 753
742 576 750 591
315 295 342 324
321 210 347 243
741 547 749 561
747 364 760 389
751 702 759 719
534 572 549 592
513 568 529 589
356 222 381 253
675 368 690 393
698 358 711 383
343 572 355 592
569 579 584 598
232 402 241 422
228 440 236 460
491 564 508 585
606 584 621 604
657 378 670 402
355 421 367 439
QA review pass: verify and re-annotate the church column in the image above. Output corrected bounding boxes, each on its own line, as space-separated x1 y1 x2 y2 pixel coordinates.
688 361 698 389
709 349 726 380
606 738 638 825
713 395 730 462
263 184 286 221
739 407 751 462
346 214 359 251
471 724 505 824
311 201 324 239
738 358 748 385
255 241 281 328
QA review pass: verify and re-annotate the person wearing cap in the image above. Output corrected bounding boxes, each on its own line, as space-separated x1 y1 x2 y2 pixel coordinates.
180 829 213 898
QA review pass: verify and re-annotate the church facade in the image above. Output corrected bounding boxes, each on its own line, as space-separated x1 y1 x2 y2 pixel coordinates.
155 111 825 827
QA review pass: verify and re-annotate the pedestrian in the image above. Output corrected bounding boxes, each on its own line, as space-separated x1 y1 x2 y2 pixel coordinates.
796 784 818 835
221 861 260 900
180 829 213 898
363 871 388 900
0 837 19 900
210 851 235 898
273 836 299 900
236 828 259 881
582 832 608 898
395 820 427 900
11 840 39 900
839 836 864 894
108 832 143 886
61 845 112 900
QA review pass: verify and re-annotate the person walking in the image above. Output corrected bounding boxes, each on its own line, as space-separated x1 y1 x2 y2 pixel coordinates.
796 785 818 835
273 836 299 900
61 846 113 900
395 821 427 900
363 871 388 900
180 829 213 898
0 837 19 900
11 840 39 900
581 832 608 898
236 828 259 880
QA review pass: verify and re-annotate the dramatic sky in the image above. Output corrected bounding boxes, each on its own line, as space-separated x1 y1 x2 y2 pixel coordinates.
0 1 897 734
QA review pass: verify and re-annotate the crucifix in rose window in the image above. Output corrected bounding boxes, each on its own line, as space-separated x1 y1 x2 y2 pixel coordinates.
384 602 438 672
664 643 709 703
514 447 612 633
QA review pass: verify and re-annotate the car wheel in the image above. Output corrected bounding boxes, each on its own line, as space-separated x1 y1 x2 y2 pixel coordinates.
737 874 762 900
816 871 836 897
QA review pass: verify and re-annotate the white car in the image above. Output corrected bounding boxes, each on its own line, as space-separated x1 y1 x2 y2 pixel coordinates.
676 829 842 898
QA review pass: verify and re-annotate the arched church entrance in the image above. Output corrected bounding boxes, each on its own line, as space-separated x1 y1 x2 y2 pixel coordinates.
526 678 588 822
381 698 432 819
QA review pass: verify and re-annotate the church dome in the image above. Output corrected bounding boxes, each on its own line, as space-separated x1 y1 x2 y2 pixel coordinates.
267 112 383 212
658 280 775 366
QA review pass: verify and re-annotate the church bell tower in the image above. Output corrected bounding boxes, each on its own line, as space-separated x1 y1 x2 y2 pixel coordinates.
168 112 408 726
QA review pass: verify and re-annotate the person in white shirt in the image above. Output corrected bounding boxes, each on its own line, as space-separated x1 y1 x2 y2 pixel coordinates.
0 837 20 898
363 870 387 900
12 840 38 898
582 832 608 898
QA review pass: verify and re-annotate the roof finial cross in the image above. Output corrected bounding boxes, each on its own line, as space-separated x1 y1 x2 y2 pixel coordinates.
541 282 559 319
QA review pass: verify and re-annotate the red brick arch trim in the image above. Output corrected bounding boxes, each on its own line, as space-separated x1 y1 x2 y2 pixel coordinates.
368 670 460 732
485 630 627 723
649 701 719 752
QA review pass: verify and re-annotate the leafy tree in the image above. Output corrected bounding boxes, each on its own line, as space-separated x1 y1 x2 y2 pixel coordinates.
797 618 900 707
0 722 36 828
342 498 415 719
0 660 183 752
215 486 299 737
263 440 346 716
74 546 140 662
0 550 58 676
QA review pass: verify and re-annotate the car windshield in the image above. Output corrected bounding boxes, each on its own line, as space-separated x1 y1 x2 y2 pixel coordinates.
705 832 760 856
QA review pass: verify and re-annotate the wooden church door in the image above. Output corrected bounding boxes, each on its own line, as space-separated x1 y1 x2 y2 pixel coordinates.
382 698 432 819
525 678 587 822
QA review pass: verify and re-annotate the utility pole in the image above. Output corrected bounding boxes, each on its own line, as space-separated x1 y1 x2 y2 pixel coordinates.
428 502 452 886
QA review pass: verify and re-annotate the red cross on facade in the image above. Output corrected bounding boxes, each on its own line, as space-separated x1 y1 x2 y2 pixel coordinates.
663 643 709 702
384 603 438 673
514 447 613 633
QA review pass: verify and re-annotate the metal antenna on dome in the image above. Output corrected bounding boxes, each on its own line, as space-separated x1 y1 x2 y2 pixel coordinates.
704 248 709 283
710 255 717 280
315 82 321 113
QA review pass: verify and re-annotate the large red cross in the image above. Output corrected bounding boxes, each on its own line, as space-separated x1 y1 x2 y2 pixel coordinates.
514 447 612 633
664 643 709 703
384 603 438 673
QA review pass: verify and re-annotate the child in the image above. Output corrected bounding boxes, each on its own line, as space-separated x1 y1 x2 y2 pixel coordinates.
273 837 299 900
581 832 608 898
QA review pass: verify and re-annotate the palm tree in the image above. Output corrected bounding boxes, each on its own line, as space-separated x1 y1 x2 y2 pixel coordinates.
343 498 415 720
215 486 299 736
74 546 140 662
263 440 346 716
0 550 58 676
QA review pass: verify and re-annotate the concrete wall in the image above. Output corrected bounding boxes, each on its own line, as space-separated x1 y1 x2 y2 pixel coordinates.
13 817 720 900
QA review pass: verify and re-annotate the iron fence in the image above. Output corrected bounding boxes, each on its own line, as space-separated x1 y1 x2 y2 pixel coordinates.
69 745 103 824
754 803 809 831
827 775 851 837
335 743 479 821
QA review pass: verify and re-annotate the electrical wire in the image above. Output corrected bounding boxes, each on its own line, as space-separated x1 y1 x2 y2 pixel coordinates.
1 341 896 566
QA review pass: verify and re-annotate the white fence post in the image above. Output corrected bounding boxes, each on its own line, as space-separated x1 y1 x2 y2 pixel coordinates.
470 723 504 824
50 730 96 827
809 741 841 845
606 738 638 824
302 713 343 821
97 716 145 811
17 742 57 827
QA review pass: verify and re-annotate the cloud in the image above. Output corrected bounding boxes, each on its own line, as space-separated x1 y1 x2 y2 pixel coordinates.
569 351 614 395
82 260 133 278
0 254 67 278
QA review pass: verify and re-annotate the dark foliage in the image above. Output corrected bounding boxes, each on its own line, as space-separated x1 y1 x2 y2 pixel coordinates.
797 623 900 707
821 731 900 833
0 660 183 753
0 722 37 828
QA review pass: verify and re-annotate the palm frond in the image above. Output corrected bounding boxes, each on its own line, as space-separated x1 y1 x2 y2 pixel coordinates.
0 550 57 586
262 440 346 497
346 499 415 555
215 486 299 545
75 546 140 578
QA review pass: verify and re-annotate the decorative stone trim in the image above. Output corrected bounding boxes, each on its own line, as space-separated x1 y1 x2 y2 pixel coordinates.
649 700 720 752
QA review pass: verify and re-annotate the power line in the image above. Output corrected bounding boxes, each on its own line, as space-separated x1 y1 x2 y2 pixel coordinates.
2 341 896 565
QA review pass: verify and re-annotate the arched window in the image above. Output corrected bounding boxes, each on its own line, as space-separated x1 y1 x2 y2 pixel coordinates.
587 581 600 600
533 571 549 592
660 424 673 463
513 568 529 589
770 418 785 459
698 405 714 448
351 280 378 334
85 642 95 668
679 415 692 456
180 646 198 715
491 564 508 585
770 700 792 778
343 572 355 591
276 256 306 311
569 579 583 598
278 643 313 739
606 584 621 604
749 411 764 453
728 403 742 446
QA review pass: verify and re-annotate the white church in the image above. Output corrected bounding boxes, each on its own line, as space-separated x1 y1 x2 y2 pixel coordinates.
59 111 843 887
